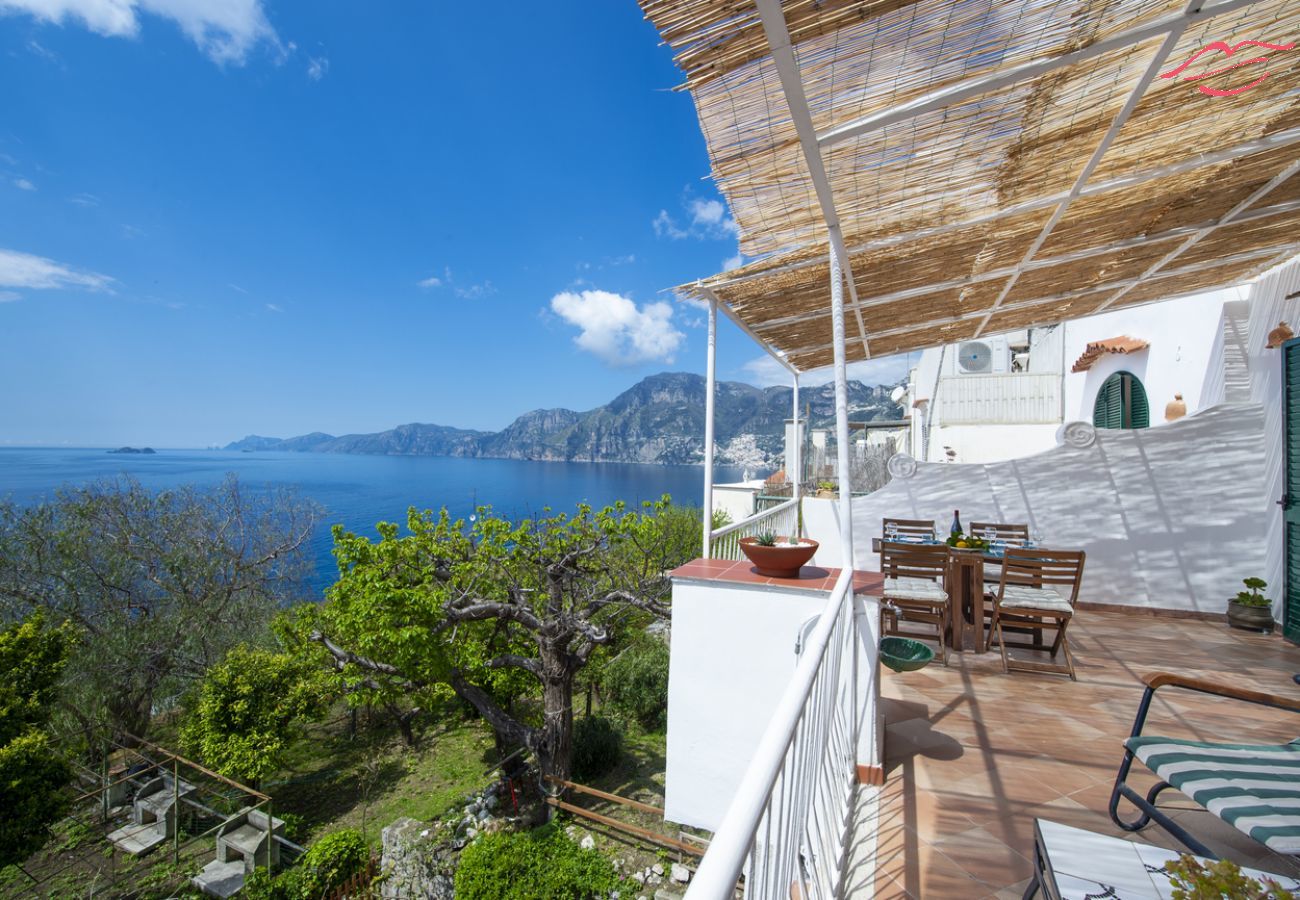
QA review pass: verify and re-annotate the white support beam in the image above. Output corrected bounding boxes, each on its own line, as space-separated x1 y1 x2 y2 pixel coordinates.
973 0 1200 339
748 197 1300 334
753 0 871 361
699 285 799 376
1094 158 1300 314
816 0 1260 147
702 295 717 559
791 372 801 509
698 123 1300 297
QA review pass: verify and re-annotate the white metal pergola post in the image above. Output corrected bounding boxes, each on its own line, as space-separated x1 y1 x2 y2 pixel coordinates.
828 246 854 559
702 294 718 558
791 371 801 515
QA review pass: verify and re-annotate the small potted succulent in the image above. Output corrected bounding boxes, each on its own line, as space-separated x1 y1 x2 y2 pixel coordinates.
1226 576 1275 632
739 530 819 578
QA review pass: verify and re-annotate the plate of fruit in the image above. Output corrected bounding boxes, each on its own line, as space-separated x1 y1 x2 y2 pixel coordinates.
945 533 989 551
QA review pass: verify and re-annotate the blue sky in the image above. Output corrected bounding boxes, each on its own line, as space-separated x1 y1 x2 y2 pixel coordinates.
0 0 908 447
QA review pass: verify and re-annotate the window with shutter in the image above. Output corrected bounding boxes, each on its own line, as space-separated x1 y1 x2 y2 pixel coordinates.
1092 372 1149 430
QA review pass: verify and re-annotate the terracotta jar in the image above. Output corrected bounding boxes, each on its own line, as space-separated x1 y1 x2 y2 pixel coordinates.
1164 393 1186 422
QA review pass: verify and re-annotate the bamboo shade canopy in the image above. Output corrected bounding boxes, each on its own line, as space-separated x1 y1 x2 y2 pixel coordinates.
640 0 1300 371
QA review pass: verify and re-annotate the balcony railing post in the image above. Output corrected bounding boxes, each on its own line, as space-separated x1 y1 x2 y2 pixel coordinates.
703 294 718 558
792 371 801 513
829 243 855 560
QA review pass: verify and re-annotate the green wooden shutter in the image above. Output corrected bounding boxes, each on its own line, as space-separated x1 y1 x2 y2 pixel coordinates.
1128 375 1149 428
1093 372 1148 430
1093 375 1123 428
1284 341 1300 643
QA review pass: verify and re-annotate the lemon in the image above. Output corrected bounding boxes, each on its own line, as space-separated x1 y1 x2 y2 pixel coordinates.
956 540 968 548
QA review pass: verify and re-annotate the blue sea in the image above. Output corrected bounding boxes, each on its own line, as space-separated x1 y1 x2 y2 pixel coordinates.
0 449 748 595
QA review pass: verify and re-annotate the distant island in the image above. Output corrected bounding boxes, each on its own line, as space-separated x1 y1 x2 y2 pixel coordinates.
108 447 157 455
225 372 904 469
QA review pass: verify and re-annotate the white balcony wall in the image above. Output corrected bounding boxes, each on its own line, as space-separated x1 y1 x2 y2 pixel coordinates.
663 576 880 831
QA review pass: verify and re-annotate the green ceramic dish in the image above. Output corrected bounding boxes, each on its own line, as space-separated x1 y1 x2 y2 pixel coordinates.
880 636 935 673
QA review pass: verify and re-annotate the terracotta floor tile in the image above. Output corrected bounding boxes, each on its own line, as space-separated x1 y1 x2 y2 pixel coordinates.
844 609 1300 896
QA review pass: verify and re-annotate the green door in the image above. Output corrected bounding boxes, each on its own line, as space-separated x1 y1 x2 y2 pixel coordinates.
1283 339 1300 643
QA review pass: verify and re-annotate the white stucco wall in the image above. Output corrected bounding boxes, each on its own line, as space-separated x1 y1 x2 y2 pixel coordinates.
927 422 1061 464
1244 256 1300 622
712 481 763 525
664 577 879 831
1063 288 1245 424
795 405 1268 614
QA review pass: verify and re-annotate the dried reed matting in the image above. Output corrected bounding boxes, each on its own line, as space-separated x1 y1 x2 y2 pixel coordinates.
640 0 1300 368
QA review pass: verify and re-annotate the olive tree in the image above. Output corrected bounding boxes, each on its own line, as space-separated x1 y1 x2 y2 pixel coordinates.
0 476 318 742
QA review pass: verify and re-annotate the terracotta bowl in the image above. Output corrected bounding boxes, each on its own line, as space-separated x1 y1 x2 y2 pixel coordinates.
739 537 820 578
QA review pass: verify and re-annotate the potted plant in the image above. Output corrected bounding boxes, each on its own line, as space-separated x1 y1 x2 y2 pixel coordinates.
1226 577 1275 632
739 530 819 578
1163 854 1296 899
816 480 837 499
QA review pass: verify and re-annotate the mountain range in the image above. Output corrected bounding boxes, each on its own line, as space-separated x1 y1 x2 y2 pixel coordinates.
225 372 905 468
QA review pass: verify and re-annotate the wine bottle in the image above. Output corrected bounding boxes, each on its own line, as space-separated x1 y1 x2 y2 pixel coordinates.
950 509 962 537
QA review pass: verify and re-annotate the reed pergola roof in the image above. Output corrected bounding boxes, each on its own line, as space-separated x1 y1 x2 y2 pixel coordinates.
640 0 1300 372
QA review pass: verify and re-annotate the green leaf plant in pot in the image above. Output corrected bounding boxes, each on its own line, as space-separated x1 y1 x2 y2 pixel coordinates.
1226 576 1275 633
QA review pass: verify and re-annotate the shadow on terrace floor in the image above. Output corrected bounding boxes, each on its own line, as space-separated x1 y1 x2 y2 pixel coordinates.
846 610 1300 898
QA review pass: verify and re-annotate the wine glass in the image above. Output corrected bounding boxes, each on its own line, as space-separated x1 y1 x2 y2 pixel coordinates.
885 522 898 542
982 526 996 545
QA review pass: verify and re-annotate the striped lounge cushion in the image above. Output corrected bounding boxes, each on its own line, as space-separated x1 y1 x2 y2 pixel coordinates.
1126 736 1300 855
883 576 947 603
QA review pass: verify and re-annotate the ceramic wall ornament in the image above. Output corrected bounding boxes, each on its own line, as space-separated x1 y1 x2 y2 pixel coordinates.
1057 421 1097 449
1165 393 1187 422
887 452 918 479
1266 321 1294 349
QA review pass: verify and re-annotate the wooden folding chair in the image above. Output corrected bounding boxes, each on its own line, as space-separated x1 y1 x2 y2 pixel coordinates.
882 517 937 542
989 548 1085 679
969 521 1029 546
881 541 950 666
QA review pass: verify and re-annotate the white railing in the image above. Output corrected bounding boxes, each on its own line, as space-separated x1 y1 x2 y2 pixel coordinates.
709 498 799 561
937 372 1062 424
688 569 860 899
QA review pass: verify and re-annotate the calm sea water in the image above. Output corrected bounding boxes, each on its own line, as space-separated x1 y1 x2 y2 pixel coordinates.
0 449 747 596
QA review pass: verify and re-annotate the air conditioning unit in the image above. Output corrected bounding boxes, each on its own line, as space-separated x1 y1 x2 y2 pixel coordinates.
956 337 1009 374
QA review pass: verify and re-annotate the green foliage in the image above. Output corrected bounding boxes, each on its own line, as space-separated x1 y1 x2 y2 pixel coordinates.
0 477 319 740
754 531 778 547
239 829 368 900
602 636 669 731
454 823 632 900
0 612 73 869
0 730 72 869
181 645 329 785
572 715 623 780
710 508 732 530
0 611 74 746
300 496 685 778
299 828 369 896
1234 577 1271 608
1163 854 1296 899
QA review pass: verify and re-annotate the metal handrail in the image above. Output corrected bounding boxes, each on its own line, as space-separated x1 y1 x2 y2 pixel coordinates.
687 567 857 898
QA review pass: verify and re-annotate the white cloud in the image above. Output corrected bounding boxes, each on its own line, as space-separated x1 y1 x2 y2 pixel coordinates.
119 223 144 239
417 274 442 289
741 353 910 388
227 282 248 294
550 289 684 366
0 0 280 64
68 192 99 206
265 302 282 312
0 248 113 291
306 55 328 81
26 38 59 60
455 281 493 300
654 195 739 241
13 178 36 191
723 253 744 271
0 290 20 302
